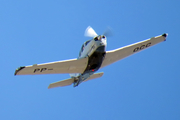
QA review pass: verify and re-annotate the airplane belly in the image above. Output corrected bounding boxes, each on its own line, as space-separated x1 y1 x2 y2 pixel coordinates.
73 46 106 87
84 45 106 73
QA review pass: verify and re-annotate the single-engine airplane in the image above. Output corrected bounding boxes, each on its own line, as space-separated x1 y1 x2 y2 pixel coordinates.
15 26 168 88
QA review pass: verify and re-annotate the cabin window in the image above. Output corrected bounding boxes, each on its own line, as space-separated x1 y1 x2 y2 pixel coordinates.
81 44 84 52
79 44 85 56
79 40 90 57
85 40 90 46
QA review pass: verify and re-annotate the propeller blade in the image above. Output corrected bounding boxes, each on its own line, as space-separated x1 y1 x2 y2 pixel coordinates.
103 27 113 37
84 26 98 38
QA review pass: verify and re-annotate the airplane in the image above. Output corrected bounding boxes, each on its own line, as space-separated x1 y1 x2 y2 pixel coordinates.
14 26 168 89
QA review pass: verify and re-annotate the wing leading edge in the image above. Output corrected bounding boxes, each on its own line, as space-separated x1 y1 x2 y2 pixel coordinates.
101 33 168 68
15 57 88 75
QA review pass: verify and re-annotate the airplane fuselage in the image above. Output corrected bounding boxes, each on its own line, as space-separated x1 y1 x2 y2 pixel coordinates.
70 35 107 87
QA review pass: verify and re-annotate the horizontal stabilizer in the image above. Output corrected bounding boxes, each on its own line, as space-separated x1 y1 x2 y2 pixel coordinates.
48 72 104 89
84 72 104 82
48 78 74 89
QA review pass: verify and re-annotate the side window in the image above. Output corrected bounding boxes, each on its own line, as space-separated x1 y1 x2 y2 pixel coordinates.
85 40 90 46
79 40 90 57
79 44 84 56
81 44 85 51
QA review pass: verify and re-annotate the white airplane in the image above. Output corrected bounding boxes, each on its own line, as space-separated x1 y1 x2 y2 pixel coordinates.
15 26 168 89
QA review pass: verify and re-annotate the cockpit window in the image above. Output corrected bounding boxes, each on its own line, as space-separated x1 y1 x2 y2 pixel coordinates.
79 40 91 57
79 44 84 56
81 44 84 51
85 40 90 46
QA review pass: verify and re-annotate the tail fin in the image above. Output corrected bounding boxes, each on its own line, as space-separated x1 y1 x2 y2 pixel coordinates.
48 72 104 89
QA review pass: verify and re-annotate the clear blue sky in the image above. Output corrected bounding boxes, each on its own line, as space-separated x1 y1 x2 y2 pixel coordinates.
0 0 179 120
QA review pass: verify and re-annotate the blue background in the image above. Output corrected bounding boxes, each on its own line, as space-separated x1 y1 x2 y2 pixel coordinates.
0 0 179 120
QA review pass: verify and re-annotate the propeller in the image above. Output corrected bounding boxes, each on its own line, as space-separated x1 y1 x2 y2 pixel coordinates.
84 26 113 38
84 26 98 38
103 27 113 37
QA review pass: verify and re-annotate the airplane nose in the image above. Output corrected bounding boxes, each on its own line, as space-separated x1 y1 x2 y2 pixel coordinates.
101 38 107 46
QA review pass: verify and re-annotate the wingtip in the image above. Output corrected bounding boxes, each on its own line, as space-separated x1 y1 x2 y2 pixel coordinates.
162 33 168 41
162 33 168 37
48 85 52 89
14 66 25 75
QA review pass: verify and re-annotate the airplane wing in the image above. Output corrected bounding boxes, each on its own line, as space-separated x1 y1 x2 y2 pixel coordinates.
101 33 168 68
15 57 88 75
